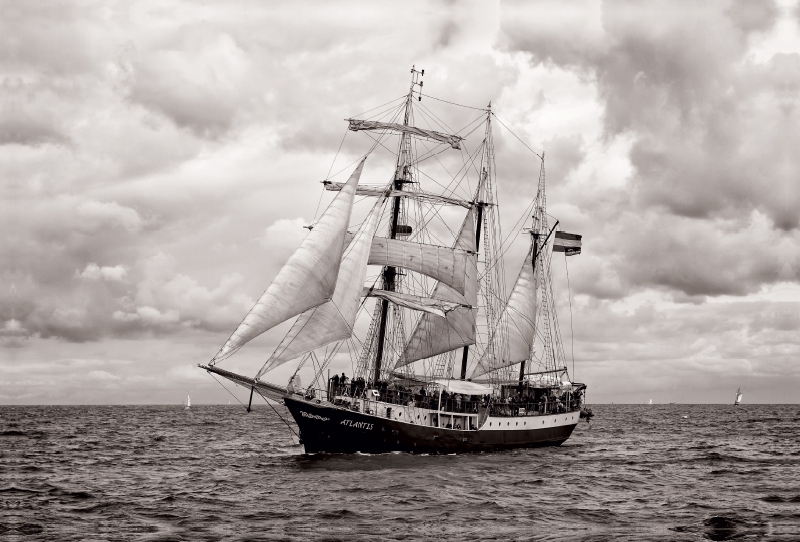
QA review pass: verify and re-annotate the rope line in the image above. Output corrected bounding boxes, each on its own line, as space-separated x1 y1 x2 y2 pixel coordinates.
254 388 300 439
565 253 575 378
421 93 489 111
209 372 248 408
491 113 544 160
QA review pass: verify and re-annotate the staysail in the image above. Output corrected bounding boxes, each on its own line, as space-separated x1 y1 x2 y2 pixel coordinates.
396 207 478 367
211 161 365 363
470 240 538 379
256 197 386 377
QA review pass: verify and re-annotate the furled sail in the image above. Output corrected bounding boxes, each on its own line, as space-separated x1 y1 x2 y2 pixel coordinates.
324 181 471 208
361 287 469 319
256 197 386 377
212 160 365 363
470 242 537 379
396 208 478 367
346 119 464 149
369 238 472 296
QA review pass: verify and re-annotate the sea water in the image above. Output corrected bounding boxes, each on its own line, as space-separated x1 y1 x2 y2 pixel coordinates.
2 404 799 541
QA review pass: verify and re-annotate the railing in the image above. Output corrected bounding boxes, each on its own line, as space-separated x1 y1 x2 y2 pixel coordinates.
299 382 582 417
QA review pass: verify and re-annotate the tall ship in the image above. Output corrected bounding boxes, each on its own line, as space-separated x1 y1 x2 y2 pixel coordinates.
200 68 587 453
734 387 743 405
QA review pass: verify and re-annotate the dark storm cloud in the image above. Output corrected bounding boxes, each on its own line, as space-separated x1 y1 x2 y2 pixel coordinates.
501 0 800 298
0 104 69 146
3 1 516 347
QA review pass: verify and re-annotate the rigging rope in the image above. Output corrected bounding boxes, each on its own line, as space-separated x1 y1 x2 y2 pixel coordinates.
564 253 576 378
421 93 489 111
491 113 544 160
254 388 301 439
209 371 249 408
209 372 299 444
314 128 349 223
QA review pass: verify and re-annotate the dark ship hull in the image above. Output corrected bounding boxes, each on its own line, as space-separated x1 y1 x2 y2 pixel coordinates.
284 396 578 454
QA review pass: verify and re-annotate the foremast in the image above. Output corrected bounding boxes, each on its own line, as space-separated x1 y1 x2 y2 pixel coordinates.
372 67 423 384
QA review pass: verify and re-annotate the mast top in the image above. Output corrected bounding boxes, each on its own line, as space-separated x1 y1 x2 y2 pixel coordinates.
410 66 424 100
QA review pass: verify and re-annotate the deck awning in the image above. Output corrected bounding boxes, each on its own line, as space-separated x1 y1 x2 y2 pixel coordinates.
433 379 493 395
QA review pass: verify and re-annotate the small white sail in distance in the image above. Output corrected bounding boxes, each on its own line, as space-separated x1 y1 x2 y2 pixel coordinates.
256 196 386 377
185 394 191 409
735 387 743 405
212 160 365 363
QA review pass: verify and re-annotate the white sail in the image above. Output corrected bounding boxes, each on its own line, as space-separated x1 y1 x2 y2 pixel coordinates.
396 208 478 367
470 242 537 379
185 394 191 409
256 197 385 377
368 237 472 295
212 160 365 363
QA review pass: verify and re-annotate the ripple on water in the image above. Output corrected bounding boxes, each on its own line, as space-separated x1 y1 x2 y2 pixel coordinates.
2 404 799 541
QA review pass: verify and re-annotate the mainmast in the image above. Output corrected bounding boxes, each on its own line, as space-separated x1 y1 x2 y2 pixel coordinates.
373 66 423 384
459 104 491 380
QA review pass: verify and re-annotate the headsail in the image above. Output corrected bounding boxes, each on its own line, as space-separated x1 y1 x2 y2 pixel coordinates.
211 160 365 364
396 208 478 368
470 242 537 379
256 196 386 377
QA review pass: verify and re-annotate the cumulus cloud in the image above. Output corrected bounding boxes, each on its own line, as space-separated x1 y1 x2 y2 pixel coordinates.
127 27 255 138
79 263 128 281
4 0 800 404
501 0 800 298
75 200 143 232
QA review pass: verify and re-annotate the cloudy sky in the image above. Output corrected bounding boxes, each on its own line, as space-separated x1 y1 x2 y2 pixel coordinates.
3 0 799 404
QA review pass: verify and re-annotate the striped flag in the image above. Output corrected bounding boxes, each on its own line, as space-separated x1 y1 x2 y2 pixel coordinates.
553 231 581 256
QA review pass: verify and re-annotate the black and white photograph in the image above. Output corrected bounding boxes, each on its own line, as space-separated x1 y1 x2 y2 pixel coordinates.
2 0 799 540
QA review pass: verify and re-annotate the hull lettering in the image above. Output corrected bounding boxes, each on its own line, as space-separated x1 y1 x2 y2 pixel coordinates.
341 419 374 430
300 411 330 422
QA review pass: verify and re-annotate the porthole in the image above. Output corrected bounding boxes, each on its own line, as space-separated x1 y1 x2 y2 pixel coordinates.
524 422 526 426
489 422 492 426
507 422 509 426
542 421 545 425
516 422 518 426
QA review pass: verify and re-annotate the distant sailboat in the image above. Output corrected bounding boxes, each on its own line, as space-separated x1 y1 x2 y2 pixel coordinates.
185 394 191 410
648 399 653 405
734 387 742 406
